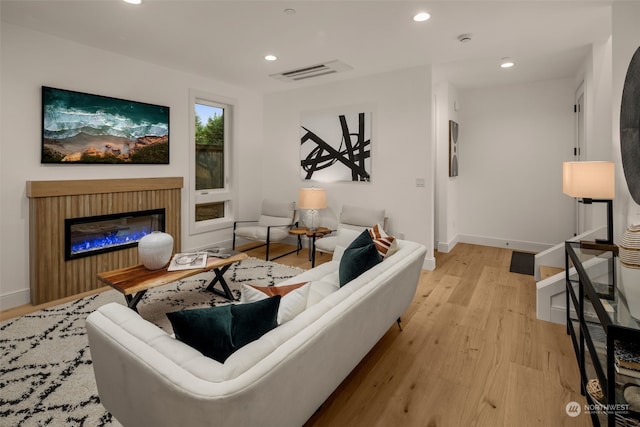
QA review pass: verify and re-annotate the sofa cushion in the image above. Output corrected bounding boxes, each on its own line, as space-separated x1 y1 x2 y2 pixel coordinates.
240 282 310 324
339 230 382 286
166 296 281 363
368 224 398 258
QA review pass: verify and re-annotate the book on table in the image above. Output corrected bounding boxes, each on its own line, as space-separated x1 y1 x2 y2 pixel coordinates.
614 340 640 379
167 252 208 271
202 247 237 259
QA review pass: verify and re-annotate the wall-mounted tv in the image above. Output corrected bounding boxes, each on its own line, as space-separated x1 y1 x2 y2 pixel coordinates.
41 86 170 164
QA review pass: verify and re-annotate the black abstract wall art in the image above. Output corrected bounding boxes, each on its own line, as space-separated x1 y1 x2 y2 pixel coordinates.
620 47 640 204
449 120 459 177
300 111 371 182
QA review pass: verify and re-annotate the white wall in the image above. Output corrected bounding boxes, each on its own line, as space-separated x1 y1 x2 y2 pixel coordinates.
434 82 460 252
0 24 263 309
263 66 435 268
612 2 640 236
457 79 576 252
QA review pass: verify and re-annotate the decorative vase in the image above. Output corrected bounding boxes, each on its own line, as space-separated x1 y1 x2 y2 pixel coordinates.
619 224 640 320
138 231 173 270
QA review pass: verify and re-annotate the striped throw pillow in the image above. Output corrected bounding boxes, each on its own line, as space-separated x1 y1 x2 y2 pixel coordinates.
368 224 398 258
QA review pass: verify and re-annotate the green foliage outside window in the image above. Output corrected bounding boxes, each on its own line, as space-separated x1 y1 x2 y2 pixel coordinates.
195 114 223 146
195 105 225 193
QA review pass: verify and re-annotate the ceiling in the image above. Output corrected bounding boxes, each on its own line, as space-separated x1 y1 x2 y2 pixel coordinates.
0 0 613 93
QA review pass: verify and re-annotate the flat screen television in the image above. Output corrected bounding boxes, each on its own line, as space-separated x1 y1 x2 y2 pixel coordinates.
41 86 170 164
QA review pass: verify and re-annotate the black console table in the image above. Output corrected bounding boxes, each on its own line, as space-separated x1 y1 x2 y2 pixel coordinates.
565 241 640 426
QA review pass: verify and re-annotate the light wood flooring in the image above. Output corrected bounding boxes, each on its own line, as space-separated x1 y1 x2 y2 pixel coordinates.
226 243 591 426
1 242 592 426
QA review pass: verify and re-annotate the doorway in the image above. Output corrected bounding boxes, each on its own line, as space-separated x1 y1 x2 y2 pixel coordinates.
574 83 588 236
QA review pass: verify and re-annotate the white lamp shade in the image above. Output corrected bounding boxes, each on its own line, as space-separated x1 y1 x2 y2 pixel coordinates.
298 188 327 209
562 161 615 199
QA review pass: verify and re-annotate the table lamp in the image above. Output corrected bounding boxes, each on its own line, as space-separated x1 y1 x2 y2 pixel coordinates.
298 188 327 231
563 161 615 244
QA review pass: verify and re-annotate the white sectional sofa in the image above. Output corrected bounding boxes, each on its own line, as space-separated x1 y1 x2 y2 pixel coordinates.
86 227 427 427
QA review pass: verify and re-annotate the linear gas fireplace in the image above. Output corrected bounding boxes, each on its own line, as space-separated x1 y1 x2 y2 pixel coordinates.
27 177 182 305
65 208 165 260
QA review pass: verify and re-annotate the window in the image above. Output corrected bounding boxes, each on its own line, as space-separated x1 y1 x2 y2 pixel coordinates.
189 90 234 234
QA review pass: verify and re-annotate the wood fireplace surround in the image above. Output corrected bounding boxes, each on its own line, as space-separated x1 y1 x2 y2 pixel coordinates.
26 177 183 305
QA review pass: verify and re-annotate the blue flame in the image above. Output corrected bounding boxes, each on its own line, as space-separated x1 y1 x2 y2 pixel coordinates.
71 227 152 255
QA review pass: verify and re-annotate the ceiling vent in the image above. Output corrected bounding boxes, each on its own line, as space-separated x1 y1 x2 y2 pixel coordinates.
270 60 353 82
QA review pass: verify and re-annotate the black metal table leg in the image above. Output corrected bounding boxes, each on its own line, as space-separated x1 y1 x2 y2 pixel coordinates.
205 264 235 300
311 234 317 267
124 290 148 312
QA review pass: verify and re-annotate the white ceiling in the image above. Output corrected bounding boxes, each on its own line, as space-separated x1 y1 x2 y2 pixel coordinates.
0 0 613 93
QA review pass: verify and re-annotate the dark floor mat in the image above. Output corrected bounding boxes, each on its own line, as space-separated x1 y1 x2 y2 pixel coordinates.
509 251 535 275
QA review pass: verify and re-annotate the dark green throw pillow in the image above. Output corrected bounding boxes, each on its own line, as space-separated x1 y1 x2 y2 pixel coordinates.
339 229 382 286
166 295 281 363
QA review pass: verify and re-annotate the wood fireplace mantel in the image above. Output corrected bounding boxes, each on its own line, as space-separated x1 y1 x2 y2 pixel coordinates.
27 177 183 305
26 177 183 198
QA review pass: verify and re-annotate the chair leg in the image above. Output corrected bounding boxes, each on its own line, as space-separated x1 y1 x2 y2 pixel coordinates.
265 228 271 261
396 317 403 331
232 223 237 250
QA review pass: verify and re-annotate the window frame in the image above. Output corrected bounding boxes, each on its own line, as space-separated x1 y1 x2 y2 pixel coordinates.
188 89 235 235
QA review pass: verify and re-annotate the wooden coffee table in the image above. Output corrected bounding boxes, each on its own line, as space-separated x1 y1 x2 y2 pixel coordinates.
97 252 248 311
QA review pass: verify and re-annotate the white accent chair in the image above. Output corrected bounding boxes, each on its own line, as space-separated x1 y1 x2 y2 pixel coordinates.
314 204 386 257
232 200 298 261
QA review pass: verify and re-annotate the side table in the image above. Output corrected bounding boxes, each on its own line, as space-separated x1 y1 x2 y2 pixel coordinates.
289 227 332 267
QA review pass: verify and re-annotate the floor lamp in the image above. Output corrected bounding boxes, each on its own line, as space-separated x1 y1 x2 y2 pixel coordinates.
563 161 615 245
298 188 327 231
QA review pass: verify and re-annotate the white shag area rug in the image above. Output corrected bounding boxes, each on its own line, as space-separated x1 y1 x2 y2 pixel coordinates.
0 257 303 426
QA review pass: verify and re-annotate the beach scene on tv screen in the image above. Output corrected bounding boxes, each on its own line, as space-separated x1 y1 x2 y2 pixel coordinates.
42 87 169 164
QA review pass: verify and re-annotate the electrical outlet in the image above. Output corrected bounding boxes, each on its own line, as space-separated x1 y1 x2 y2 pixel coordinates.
416 178 425 187
398 232 405 239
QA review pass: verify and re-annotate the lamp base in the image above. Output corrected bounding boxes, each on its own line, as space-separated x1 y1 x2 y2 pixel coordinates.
302 209 319 231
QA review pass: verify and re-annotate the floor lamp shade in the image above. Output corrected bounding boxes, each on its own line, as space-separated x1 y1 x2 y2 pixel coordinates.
562 161 615 199
562 161 615 244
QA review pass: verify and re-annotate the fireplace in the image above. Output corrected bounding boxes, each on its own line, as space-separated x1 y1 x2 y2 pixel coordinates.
65 209 165 260
27 177 183 305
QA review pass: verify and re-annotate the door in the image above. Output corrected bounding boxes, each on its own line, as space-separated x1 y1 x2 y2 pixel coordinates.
575 83 588 236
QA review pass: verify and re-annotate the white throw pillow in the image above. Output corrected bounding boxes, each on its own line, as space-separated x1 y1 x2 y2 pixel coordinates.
240 283 310 324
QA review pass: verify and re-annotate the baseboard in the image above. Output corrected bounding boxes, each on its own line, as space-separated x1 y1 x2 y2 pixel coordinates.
458 234 552 253
0 288 31 311
437 235 458 253
422 255 436 271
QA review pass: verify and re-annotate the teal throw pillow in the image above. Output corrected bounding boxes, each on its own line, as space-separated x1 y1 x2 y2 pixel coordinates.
166 295 281 363
339 229 382 286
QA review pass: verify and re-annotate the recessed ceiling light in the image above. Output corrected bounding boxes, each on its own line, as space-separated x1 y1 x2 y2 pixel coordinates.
123 0 142 4
500 58 515 68
413 12 431 22
265 55 277 61
284 8 296 15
